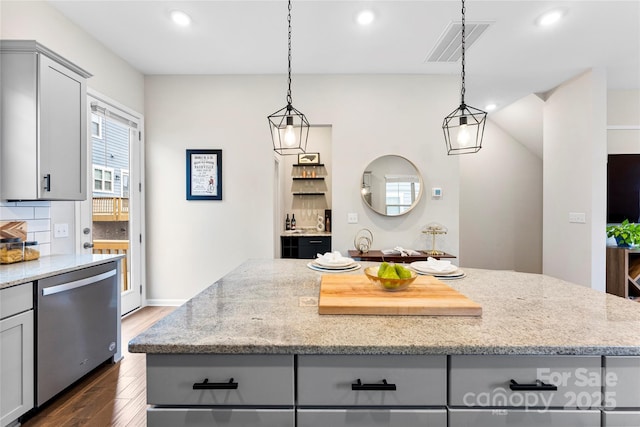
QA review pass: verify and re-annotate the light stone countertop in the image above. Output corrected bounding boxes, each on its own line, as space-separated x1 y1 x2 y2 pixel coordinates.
0 254 124 289
128 258 640 356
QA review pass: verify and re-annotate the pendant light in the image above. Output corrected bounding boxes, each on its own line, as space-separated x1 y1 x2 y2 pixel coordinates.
442 0 487 155
268 0 310 156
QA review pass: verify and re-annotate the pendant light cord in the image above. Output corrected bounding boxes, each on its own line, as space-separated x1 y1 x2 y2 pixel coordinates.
286 0 293 107
460 0 466 106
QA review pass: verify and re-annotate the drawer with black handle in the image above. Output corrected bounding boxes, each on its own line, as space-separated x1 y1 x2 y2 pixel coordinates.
298 236 331 259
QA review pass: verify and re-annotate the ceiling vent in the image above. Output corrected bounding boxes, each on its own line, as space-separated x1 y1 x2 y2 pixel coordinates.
425 21 491 63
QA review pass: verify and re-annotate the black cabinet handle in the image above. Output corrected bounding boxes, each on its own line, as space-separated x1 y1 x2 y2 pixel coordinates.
44 174 51 192
193 378 238 390
509 379 557 391
352 379 397 391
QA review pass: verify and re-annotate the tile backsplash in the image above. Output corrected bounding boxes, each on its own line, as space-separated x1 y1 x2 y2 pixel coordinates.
0 201 52 256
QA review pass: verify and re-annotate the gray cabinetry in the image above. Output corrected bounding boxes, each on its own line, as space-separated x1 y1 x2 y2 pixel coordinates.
297 409 447 427
146 408 294 427
0 283 34 427
0 40 91 201
449 355 601 409
449 408 600 426
146 355 294 427
297 355 446 427
602 356 640 425
297 355 446 406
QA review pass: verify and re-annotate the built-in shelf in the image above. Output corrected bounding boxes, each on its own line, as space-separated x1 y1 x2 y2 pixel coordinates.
293 163 325 167
292 177 324 181
292 192 325 196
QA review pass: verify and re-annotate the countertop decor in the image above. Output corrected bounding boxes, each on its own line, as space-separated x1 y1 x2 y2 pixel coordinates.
129 258 640 356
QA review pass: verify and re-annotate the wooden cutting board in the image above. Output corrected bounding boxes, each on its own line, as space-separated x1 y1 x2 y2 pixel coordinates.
318 274 482 316
0 221 27 241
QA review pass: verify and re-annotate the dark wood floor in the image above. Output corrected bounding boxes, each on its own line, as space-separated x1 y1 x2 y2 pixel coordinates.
22 306 175 427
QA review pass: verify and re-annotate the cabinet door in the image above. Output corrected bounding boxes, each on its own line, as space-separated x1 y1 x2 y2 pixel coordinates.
449 355 601 409
604 356 640 408
449 408 600 427
0 310 34 427
39 54 87 200
602 411 640 426
297 409 447 427
297 355 446 406
146 408 294 427
298 237 331 259
147 354 294 406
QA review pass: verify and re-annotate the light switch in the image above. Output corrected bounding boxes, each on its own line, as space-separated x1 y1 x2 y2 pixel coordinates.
54 223 69 238
569 212 586 223
347 213 358 224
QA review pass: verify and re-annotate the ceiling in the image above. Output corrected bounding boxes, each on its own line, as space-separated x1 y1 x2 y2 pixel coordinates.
48 0 640 112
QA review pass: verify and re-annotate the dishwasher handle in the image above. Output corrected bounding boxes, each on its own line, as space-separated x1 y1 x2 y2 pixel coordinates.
41 269 117 296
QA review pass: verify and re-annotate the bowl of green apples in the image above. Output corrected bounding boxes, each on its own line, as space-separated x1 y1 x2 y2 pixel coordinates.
364 262 417 292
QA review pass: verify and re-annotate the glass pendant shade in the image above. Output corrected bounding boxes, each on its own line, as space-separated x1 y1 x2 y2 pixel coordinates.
442 104 487 155
268 104 310 156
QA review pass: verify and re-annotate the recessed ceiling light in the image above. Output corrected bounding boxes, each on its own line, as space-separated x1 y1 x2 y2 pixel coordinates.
485 103 497 112
170 10 192 27
536 9 565 27
356 10 375 26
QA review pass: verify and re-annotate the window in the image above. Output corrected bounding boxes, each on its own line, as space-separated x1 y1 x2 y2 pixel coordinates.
93 165 114 193
385 175 420 215
91 114 103 139
121 170 130 198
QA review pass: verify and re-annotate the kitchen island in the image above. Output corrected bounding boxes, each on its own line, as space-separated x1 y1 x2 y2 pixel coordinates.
129 259 640 427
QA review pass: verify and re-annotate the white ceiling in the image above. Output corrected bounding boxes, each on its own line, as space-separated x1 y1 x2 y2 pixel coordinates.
48 0 640 112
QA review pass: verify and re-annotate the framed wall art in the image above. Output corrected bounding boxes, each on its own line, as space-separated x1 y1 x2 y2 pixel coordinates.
186 149 222 200
297 152 320 164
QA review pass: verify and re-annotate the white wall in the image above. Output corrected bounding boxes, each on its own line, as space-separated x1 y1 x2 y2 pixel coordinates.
145 74 459 302
460 121 543 273
543 69 607 290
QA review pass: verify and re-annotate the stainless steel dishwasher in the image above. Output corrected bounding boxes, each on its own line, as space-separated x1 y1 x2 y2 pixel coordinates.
36 261 118 406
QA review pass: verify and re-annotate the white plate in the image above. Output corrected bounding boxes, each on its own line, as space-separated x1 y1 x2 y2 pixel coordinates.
314 257 355 268
409 261 458 274
413 268 466 279
307 262 361 273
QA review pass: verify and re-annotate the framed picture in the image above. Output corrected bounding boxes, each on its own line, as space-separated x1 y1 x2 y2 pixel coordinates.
298 152 320 164
186 149 222 200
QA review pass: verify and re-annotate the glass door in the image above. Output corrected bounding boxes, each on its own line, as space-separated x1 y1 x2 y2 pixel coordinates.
79 92 144 315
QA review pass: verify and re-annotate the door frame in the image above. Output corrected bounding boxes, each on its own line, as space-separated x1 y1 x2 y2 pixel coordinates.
76 88 146 314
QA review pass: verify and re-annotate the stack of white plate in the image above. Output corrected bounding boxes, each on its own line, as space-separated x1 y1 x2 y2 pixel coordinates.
307 252 360 273
409 260 466 280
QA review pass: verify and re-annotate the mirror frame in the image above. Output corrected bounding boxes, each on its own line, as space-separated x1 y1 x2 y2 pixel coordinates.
360 155 424 217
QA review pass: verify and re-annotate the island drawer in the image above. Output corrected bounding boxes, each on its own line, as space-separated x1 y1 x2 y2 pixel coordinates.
0 282 33 320
147 407 294 427
297 355 446 406
297 409 447 427
449 355 601 409
448 408 600 426
602 410 640 426
147 354 294 406
603 356 640 408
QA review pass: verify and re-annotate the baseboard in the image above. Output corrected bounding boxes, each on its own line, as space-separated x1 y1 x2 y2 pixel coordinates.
145 299 186 307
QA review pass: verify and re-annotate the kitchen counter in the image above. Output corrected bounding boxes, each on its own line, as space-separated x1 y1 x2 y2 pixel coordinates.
281 230 332 237
129 258 640 356
0 253 124 289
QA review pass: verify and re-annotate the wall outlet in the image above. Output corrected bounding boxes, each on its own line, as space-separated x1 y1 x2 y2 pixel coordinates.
347 213 358 224
569 212 586 223
54 223 69 238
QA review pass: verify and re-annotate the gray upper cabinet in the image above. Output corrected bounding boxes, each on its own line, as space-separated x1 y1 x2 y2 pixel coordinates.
0 40 91 201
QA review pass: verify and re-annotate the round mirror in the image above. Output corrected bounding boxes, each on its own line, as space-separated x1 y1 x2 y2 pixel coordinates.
361 155 423 216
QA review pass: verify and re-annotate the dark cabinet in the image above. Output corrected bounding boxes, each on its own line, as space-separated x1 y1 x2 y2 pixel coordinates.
281 236 331 259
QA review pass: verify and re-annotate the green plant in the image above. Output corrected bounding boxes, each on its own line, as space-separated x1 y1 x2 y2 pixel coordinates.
606 219 640 247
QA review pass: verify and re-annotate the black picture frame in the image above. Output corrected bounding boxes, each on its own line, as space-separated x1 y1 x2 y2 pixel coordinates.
186 149 222 200
297 152 320 164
